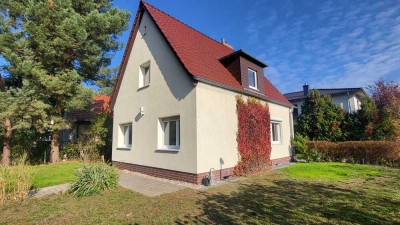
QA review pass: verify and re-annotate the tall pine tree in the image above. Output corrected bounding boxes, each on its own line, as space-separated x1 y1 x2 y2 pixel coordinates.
0 0 130 162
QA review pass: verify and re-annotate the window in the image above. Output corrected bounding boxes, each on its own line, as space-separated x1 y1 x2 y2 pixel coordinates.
120 124 132 148
159 116 180 150
271 121 282 144
356 98 361 110
248 68 257 89
139 62 150 88
293 104 298 116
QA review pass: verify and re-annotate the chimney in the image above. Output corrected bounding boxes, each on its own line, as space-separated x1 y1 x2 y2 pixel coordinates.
221 38 233 49
303 83 309 96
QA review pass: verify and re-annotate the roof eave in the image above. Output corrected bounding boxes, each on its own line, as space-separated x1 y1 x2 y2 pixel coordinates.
193 76 293 108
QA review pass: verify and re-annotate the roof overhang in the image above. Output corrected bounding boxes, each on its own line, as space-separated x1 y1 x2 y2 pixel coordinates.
219 49 268 68
194 76 293 108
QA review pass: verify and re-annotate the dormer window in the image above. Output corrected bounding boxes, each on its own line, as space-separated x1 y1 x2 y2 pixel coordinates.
248 68 257 89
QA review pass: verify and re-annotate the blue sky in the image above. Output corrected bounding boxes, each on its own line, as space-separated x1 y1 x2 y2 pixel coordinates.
1 0 399 94
112 0 400 93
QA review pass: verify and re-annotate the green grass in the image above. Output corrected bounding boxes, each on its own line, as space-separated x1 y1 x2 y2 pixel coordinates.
1 163 399 224
31 162 86 188
282 162 383 181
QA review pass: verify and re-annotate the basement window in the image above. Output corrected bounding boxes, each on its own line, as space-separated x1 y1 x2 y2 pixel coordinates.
248 68 257 89
139 61 150 88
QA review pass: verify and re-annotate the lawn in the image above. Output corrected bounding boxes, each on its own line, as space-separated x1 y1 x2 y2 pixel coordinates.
31 162 86 188
282 162 383 181
1 163 399 224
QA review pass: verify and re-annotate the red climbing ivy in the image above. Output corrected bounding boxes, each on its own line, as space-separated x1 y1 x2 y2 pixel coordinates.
235 96 272 175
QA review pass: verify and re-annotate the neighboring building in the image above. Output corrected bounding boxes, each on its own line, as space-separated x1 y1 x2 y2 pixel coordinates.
284 84 366 118
110 1 294 184
60 95 110 146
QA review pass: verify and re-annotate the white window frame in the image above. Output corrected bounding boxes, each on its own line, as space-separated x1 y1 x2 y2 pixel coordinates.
248 68 258 90
138 61 150 88
158 116 180 151
271 120 282 144
119 123 132 149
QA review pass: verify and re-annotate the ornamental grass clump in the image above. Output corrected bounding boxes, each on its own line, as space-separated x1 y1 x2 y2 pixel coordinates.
69 163 119 197
0 155 34 204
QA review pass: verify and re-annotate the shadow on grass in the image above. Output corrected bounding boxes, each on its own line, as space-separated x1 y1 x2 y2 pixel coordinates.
177 179 400 225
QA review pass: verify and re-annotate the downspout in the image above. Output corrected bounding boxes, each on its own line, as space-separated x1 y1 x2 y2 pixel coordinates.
289 107 294 159
289 107 294 138
347 91 351 113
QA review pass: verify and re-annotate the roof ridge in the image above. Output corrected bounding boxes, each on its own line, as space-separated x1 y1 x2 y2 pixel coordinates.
315 87 362 90
285 87 362 94
142 1 234 52
284 90 304 94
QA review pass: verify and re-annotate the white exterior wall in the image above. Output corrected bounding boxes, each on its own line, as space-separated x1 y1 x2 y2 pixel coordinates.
112 12 198 173
196 83 293 174
293 93 362 115
113 11 293 175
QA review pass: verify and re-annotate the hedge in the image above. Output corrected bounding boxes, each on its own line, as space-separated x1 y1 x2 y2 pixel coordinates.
306 141 400 166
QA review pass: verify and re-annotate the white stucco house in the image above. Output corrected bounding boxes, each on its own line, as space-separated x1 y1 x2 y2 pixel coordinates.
110 1 294 184
284 84 366 119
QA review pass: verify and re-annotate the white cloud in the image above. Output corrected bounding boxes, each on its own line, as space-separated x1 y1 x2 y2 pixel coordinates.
244 0 400 93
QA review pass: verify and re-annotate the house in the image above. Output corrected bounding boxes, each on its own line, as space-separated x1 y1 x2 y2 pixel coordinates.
60 95 110 146
284 84 366 118
110 1 294 184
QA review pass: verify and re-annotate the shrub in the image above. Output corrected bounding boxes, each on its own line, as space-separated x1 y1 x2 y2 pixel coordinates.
307 141 400 166
296 90 345 141
0 155 34 204
61 113 111 162
69 163 119 197
292 134 321 162
61 142 83 161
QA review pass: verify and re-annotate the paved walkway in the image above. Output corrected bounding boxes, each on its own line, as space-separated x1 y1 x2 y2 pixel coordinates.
29 183 71 198
118 170 186 197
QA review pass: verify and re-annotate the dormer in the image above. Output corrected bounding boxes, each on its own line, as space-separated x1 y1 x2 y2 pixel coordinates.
219 50 267 94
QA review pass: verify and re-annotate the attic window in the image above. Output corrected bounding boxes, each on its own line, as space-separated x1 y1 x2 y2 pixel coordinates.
139 61 150 88
248 68 257 90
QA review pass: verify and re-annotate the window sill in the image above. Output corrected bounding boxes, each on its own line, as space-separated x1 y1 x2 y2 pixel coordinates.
137 84 150 91
156 148 180 152
244 87 264 95
249 86 258 90
117 147 132 150
271 142 282 145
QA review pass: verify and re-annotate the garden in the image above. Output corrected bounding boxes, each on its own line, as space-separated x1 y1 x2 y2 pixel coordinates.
0 1 400 224
0 162 399 224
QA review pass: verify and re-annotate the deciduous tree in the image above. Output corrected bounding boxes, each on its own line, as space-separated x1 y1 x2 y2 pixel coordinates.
368 78 400 140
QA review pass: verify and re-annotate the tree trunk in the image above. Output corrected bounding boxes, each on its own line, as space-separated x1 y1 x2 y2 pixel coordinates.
50 100 62 163
2 118 11 166
50 129 60 163
0 75 11 166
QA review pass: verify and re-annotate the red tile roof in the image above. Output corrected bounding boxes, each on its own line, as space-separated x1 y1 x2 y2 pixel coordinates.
69 95 110 122
110 1 292 107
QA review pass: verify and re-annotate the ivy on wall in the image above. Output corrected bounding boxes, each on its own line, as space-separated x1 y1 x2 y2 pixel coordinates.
235 96 272 175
